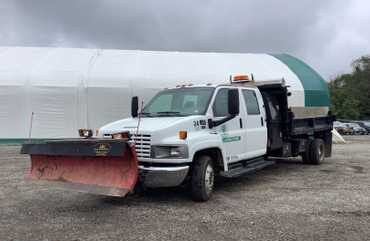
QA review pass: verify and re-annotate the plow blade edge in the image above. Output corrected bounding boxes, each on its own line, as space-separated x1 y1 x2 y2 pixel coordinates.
21 139 138 197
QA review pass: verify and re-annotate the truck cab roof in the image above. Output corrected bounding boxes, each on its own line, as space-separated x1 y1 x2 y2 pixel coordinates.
167 78 286 90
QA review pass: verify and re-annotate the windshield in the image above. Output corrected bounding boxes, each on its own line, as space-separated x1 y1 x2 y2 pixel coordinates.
142 87 214 117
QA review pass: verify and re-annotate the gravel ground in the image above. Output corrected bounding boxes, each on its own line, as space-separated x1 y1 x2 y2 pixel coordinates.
1 136 370 241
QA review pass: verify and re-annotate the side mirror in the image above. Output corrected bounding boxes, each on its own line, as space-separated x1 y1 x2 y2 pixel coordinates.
131 96 139 118
208 118 214 129
228 89 239 116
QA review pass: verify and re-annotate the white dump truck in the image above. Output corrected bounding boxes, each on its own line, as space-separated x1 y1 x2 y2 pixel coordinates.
95 75 334 201
19 50 334 201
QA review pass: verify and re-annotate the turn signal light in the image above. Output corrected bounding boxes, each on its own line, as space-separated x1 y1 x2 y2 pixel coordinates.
78 129 93 138
179 130 187 140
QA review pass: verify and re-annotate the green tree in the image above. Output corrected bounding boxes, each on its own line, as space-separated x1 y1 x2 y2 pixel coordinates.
329 55 370 120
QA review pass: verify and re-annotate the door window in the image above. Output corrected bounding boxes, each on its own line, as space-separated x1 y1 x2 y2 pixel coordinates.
212 88 229 117
242 89 260 115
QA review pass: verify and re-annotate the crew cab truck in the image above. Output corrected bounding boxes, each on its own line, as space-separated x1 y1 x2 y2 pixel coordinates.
98 75 334 201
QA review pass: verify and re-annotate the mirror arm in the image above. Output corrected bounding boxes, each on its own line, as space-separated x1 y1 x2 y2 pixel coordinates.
209 115 236 128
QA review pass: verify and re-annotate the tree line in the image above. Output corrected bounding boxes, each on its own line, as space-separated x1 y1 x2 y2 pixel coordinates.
328 55 370 120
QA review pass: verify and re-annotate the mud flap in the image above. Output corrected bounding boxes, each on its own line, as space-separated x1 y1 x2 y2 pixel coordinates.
21 139 138 197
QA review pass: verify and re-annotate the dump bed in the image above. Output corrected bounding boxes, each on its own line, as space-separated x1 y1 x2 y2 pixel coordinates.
290 115 334 136
258 82 334 158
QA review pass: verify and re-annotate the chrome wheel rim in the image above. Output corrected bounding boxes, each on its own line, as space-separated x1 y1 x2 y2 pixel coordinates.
319 144 325 161
204 164 214 195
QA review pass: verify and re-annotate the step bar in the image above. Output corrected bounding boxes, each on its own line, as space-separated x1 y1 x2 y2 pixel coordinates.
220 157 275 178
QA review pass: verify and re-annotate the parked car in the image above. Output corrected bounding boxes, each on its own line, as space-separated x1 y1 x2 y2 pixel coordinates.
357 121 370 135
334 121 353 135
346 123 367 135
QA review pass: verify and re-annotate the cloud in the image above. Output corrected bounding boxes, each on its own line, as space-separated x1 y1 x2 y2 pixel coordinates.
1 0 369 79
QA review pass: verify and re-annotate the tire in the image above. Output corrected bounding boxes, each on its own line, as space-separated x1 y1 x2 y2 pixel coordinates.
191 155 215 202
301 140 312 164
309 139 325 165
301 138 325 165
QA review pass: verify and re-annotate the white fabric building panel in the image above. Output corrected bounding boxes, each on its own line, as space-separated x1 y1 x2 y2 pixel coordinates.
0 47 328 139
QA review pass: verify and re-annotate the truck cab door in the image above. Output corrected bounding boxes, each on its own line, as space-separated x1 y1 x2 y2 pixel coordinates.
211 88 245 163
240 88 267 159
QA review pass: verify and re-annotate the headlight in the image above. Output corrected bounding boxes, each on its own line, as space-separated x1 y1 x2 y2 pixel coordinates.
111 132 130 140
150 145 188 159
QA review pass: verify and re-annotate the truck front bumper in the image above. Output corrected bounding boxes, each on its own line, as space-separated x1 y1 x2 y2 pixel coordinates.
139 165 190 188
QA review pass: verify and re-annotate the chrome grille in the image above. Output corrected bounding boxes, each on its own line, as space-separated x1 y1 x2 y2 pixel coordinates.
130 134 151 158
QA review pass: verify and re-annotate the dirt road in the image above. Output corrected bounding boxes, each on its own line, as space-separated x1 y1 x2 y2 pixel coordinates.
1 136 369 241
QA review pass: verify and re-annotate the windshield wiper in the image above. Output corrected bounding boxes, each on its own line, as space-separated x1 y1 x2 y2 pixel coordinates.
139 112 154 117
155 111 186 116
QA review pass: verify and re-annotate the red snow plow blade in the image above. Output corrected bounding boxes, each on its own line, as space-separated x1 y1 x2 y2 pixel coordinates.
21 139 138 197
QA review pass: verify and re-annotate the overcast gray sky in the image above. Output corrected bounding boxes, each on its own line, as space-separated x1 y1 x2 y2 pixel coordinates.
1 0 369 79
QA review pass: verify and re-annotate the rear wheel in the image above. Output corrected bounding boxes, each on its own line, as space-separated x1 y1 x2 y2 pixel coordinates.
309 139 325 165
302 138 325 165
191 155 215 202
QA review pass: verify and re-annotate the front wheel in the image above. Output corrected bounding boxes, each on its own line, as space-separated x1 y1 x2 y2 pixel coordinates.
191 155 215 202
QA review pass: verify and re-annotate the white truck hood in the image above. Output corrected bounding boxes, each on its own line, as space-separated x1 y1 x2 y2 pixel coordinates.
99 115 206 135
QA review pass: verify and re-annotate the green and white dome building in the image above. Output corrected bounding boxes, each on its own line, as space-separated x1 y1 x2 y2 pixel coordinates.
0 47 330 140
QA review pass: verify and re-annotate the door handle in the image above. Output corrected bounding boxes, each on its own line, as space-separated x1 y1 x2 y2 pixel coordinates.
239 118 243 128
261 117 264 126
